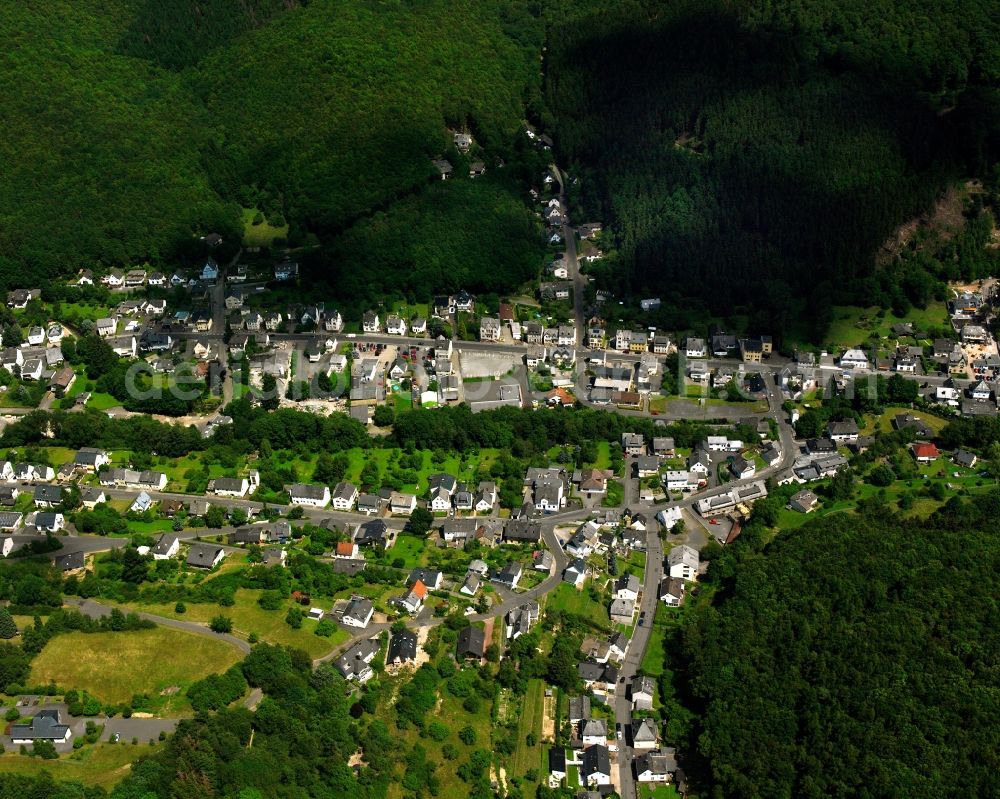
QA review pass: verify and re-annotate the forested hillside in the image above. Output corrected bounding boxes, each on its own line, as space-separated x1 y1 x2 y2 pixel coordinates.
675 494 1000 798
307 177 545 306
0 0 543 294
546 0 1000 340
0 1 235 280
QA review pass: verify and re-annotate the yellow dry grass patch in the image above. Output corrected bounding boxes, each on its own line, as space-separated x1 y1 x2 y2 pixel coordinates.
29 628 241 707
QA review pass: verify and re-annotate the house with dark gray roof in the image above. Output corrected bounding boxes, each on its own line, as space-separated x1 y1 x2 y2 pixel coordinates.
33 485 63 508
286 483 330 507
341 597 374 628
456 626 486 659
581 744 611 786
186 543 225 569
152 534 180 560
634 747 678 783
53 550 84 572
335 638 380 682
387 628 418 666
10 709 71 744
568 695 591 722
354 519 389 549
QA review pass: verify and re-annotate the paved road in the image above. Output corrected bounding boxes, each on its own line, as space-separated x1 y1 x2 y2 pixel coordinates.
613 525 665 799
551 164 587 342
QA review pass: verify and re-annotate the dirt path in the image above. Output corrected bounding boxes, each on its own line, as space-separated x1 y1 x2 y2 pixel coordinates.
541 692 556 741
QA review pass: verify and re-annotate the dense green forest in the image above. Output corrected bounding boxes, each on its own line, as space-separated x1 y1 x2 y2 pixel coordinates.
546 0 1000 340
4 0 999 340
673 493 1000 798
0 0 544 295
308 177 545 305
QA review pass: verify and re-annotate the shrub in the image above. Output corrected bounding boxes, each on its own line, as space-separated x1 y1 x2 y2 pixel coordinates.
284 607 303 629
209 615 233 634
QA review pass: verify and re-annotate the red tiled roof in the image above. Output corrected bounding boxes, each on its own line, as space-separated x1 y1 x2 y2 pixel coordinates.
913 442 939 458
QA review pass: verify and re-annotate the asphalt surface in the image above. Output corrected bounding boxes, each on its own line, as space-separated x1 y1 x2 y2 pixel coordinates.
614 527 664 799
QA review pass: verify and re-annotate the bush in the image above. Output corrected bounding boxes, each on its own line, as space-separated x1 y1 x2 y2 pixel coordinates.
258 590 283 611
209 615 233 634
428 721 450 741
314 619 336 637
459 725 477 745
174 602 186 614
284 607 303 629
32 739 57 759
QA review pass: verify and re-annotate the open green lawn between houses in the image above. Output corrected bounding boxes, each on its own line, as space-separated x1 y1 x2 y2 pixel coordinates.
640 604 670 678
509 678 546 779
545 583 612 629
787 304 951 352
29 627 242 713
861 407 949 436
775 459 995 530
639 785 683 799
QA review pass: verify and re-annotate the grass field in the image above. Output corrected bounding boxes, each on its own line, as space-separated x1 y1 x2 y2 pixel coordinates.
794 304 950 351
339 448 501 495
591 441 612 470
509 679 546 779
640 604 669 678
545 583 611 629
639 785 682 799
774 458 994 530
861 407 948 436
0 742 154 790
120 589 348 658
242 206 289 247
29 628 241 712
390 535 426 569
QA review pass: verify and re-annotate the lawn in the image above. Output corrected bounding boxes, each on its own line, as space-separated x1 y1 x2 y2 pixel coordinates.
796 304 950 351
545 583 611 629
774 462 995 529
589 440 612 470
509 679 545 779
639 785 682 799
640 604 669 678
862 407 948 436
29 628 242 712
390 534 426 569
85 392 123 411
602 480 624 507
0 742 155 791
648 394 670 413
58 300 115 324
393 391 413 413
667 396 769 413
120 589 348 659
242 206 289 247
6 445 77 466
339 447 501 496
